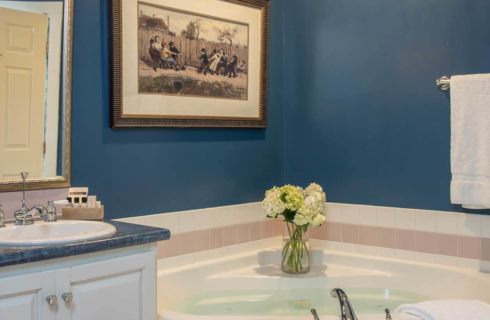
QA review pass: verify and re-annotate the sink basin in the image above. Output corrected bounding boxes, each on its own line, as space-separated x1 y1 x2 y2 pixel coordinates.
0 220 117 246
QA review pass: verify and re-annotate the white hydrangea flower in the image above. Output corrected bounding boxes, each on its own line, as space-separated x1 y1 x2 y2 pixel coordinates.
298 195 325 217
293 213 311 226
305 183 326 202
297 183 326 227
279 185 304 211
310 213 326 227
262 187 286 218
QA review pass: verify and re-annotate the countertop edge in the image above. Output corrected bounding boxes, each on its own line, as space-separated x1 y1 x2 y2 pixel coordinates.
0 220 171 268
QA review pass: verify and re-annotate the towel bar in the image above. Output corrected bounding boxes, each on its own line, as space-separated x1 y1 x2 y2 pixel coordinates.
435 76 450 91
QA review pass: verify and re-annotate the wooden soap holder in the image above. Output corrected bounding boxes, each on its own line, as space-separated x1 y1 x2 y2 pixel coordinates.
62 206 104 221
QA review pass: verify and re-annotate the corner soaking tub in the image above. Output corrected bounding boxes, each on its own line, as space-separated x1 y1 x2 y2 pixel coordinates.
157 241 490 320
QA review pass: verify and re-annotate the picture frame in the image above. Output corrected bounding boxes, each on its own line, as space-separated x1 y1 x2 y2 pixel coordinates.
110 0 269 128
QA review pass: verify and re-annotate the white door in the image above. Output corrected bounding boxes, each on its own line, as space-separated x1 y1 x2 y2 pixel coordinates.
0 7 48 180
0 270 56 320
58 251 157 320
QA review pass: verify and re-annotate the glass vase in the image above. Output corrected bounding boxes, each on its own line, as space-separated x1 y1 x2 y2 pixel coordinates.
281 222 311 274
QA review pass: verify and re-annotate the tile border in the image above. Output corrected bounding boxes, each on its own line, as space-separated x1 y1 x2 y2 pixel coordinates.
157 219 282 258
154 218 490 263
115 201 490 266
309 221 488 261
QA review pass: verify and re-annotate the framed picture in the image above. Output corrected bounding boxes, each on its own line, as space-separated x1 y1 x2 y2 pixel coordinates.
110 0 269 128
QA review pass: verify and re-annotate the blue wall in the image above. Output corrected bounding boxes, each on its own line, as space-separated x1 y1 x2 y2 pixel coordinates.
70 0 284 219
69 0 490 217
283 0 490 212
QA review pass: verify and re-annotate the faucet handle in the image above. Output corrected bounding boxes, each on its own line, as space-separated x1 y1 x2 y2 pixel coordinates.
385 308 392 320
45 200 57 222
310 308 320 320
0 203 5 228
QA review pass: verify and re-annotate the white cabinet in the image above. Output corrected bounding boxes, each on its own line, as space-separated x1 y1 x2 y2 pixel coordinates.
58 250 156 320
70 272 142 320
0 270 56 320
0 245 157 320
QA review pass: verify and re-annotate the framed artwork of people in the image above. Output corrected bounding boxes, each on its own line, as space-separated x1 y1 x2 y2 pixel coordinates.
110 0 269 128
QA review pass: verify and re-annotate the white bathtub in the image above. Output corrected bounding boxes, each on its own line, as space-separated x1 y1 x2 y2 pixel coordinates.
157 239 490 320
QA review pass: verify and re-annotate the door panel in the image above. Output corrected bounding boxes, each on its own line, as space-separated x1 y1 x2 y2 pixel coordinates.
0 270 56 320
6 68 32 147
70 271 142 320
0 292 37 319
67 251 156 320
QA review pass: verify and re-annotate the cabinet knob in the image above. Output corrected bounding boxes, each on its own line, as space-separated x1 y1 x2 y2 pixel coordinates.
61 291 73 304
45 295 57 306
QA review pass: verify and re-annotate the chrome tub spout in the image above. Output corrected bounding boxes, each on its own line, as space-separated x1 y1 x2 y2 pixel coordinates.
330 288 358 320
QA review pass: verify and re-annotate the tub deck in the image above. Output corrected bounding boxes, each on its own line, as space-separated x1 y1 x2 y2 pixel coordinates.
157 239 490 320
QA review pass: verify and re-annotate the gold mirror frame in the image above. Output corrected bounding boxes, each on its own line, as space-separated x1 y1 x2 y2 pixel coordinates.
0 0 73 192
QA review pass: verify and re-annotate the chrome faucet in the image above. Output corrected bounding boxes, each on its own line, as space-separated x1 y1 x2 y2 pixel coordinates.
0 203 5 228
330 288 358 320
14 172 56 225
14 172 33 225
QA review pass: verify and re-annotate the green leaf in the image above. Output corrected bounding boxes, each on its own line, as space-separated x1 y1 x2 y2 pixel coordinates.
280 193 287 203
282 209 296 222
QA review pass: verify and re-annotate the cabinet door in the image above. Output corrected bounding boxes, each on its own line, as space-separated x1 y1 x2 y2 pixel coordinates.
60 250 156 320
0 270 56 320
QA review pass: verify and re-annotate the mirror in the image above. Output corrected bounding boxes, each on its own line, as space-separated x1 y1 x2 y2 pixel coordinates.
0 0 72 191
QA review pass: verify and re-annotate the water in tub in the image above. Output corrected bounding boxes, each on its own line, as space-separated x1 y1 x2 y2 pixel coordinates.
168 288 429 316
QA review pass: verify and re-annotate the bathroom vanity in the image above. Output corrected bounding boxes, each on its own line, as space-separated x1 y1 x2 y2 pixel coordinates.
0 221 170 320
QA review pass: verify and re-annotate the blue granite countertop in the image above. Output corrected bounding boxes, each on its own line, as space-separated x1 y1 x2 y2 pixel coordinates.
0 221 170 268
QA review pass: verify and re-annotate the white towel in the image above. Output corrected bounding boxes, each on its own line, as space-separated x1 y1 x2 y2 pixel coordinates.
395 300 490 320
450 73 490 209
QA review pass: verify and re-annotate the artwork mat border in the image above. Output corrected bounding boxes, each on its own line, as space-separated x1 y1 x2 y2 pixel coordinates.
126 0 259 119
111 0 269 128
139 1 250 33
